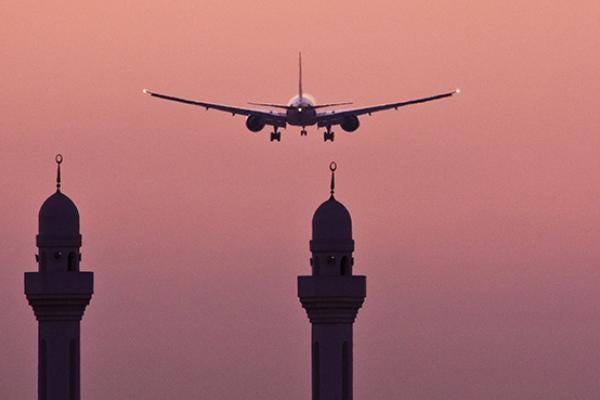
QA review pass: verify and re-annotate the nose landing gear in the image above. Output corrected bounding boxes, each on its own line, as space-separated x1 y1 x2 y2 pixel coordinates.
270 129 281 142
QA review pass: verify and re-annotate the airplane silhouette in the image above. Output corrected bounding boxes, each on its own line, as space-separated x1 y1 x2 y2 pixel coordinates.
143 53 459 142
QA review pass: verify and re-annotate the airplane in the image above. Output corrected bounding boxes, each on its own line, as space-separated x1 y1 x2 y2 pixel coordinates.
143 53 459 142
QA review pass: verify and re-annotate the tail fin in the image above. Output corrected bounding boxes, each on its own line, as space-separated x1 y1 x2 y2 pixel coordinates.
298 52 303 99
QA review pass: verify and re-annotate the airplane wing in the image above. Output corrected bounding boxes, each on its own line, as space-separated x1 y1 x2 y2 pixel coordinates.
143 89 287 127
316 89 459 127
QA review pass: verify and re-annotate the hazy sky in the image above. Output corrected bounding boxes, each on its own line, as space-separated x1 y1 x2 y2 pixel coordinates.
2 1 600 399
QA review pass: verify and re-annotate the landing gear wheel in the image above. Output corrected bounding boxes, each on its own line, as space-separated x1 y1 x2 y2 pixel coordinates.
270 131 281 142
300 129 307 136
324 131 335 142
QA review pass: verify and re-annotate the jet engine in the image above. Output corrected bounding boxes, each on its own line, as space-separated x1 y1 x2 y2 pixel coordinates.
246 115 265 132
340 116 360 132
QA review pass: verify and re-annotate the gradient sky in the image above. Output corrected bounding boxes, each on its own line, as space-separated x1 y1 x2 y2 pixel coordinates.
2 1 600 399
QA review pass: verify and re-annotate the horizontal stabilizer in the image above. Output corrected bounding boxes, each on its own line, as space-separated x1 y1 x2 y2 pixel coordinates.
313 102 353 109
248 101 354 110
248 102 291 110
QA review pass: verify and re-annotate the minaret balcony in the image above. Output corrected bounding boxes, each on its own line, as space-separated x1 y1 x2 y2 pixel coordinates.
298 275 366 323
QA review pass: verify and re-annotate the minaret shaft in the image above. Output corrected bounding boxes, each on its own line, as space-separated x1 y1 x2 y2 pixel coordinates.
26 270 92 400
25 271 94 400
38 322 80 400
299 276 365 400
311 324 353 400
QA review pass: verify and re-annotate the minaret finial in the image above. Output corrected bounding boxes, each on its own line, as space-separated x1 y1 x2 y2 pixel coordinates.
329 161 337 197
55 154 63 192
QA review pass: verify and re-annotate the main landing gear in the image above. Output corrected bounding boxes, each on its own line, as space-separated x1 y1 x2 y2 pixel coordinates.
323 127 335 142
300 128 307 136
270 129 281 142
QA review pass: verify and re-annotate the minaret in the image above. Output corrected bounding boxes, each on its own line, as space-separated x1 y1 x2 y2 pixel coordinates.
298 162 366 400
25 154 94 400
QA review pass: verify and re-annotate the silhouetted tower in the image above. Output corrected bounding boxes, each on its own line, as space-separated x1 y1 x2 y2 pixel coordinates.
298 162 366 400
24 155 94 400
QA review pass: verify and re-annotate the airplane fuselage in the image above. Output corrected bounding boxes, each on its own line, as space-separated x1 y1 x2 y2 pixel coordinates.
286 94 317 126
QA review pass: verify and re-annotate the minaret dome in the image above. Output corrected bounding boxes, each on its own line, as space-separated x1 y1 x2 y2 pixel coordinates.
312 196 352 241
39 192 80 237
37 154 80 241
310 162 354 253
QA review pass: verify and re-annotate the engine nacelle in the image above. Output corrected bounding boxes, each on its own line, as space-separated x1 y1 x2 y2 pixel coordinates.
340 115 360 132
246 115 266 132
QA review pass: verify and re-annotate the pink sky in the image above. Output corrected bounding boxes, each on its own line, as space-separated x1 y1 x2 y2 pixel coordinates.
2 1 600 399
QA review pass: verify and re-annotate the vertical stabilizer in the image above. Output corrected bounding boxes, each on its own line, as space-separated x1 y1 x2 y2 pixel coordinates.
298 52 303 99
